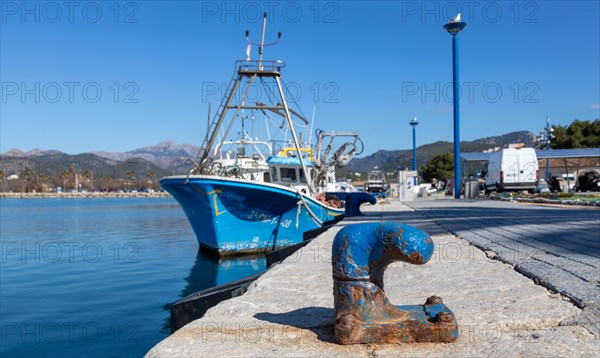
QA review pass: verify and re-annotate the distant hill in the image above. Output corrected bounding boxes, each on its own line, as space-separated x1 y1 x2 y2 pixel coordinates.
1 131 537 178
347 131 537 173
92 141 201 173
3 148 66 157
0 151 170 180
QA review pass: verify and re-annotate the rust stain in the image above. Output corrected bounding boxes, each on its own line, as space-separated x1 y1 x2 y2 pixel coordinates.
409 251 423 264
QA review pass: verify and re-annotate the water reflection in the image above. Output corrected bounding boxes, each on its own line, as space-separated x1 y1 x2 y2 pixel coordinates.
161 251 267 332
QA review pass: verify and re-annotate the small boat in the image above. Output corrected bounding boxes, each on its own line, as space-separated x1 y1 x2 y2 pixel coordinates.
364 167 390 195
161 14 361 255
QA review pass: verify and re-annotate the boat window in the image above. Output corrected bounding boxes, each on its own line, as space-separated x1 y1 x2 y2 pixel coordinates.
298 168 311 183
280 167 297 181
270 167 278 182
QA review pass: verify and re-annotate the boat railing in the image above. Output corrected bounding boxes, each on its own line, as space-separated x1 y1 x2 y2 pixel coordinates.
236 60 286 76
213 139 273 160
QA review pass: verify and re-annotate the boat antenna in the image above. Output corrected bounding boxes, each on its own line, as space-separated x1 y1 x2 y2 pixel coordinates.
246 12 282 69
207 103 211 133
241 108 245 139
308 105 316 146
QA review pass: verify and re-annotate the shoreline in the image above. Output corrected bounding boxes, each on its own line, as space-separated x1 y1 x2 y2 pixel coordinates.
0 192 171 199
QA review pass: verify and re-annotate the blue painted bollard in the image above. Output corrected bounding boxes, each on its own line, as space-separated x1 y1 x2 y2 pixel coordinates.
327 192 377 217
332 222 459 344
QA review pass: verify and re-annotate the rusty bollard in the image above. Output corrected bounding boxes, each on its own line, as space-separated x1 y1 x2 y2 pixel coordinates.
332 222 459 344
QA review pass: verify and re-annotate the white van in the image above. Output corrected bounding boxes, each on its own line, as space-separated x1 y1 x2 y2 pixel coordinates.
483 148 538 193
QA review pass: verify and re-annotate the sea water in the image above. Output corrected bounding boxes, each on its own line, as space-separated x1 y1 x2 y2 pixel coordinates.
0 198 266 357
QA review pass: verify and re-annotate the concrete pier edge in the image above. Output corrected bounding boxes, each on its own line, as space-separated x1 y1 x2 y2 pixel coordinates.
147 198 599 357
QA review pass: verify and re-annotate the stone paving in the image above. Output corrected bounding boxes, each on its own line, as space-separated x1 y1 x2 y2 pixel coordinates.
406 196 600 336
406 197 600 306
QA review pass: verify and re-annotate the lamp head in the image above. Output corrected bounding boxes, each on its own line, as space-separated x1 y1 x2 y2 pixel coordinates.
410 117 419 127
443 21 466 36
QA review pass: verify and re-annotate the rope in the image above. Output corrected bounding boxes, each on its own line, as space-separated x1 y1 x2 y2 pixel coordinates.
296 201 301 229
294 187 324 226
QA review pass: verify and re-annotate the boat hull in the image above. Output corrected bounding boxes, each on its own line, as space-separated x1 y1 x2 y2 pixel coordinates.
161 176 344 255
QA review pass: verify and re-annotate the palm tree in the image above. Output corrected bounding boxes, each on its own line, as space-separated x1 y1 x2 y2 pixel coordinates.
37 173 49 192
58 170 72 191
81 170 94 190
19 167 35 193
100 176 114 192
124 170 135 191
147 171 156 189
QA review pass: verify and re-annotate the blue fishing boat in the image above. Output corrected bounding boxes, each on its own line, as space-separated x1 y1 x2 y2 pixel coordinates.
161 156 343 255
160 14 360 255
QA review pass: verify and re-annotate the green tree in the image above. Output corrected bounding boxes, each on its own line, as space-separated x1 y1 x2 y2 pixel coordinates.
552 119 600 149
100 176 115 192
58 171 71 190
36 173 49 192
422 153 454 182
19 167 35 192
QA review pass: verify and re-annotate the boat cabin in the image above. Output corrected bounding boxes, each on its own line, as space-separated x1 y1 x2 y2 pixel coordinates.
266 156 313 192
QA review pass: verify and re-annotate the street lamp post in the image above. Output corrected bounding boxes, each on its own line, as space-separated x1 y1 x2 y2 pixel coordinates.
544 116 554 180
410 117 419 185
443 16 466 199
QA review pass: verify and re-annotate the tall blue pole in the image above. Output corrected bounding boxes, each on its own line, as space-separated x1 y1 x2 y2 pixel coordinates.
545 117 550 180
412 125 417 185
452 35 461 199
409 117 419 186
444 14 467 199
444 18 466 199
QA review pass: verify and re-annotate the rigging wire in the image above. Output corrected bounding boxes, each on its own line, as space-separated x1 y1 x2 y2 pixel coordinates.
281 77 308 122
258 77 308 129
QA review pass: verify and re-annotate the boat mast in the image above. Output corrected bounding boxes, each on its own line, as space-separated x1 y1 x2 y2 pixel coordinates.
274 76 315 195
258 13 267 69
195 12 316 195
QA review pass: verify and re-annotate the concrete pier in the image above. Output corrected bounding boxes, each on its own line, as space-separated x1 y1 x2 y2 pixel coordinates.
146 199 599 357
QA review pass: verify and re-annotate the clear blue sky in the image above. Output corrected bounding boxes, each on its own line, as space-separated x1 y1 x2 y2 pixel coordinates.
1 1 599 156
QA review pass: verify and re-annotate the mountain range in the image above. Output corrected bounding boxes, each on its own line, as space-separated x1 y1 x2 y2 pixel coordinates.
91 141 201 173
346 131 537 173
1 131 537 177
